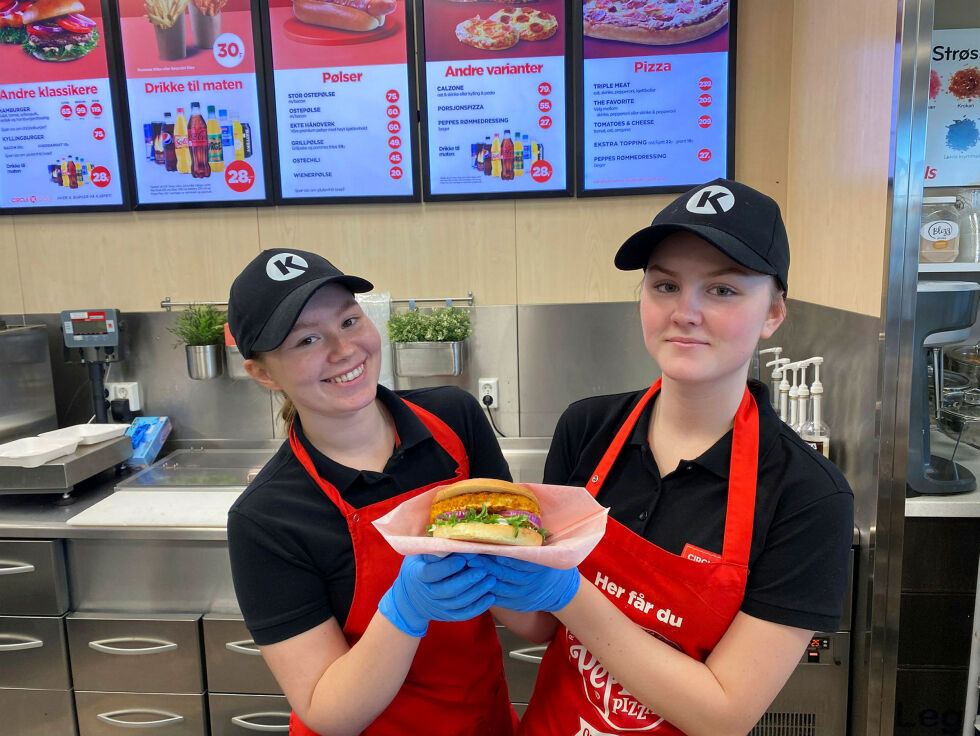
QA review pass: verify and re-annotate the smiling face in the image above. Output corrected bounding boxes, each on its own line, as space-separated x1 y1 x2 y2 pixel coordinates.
640 231 785 388
244 284 382 420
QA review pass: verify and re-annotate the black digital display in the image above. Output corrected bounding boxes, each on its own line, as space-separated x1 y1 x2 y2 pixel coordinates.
72 319 108 335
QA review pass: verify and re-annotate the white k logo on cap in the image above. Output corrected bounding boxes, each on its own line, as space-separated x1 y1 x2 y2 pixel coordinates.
686 185 735 215
266 253 309 281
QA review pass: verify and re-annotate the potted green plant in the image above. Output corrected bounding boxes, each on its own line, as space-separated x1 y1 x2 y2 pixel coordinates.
169 304 227 379
387 307 472 377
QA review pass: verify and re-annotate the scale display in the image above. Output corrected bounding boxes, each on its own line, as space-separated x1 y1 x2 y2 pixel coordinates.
61 309 120 347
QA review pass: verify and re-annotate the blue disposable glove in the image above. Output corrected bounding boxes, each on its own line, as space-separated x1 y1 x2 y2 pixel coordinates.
474 555 580 613
378 554 496 637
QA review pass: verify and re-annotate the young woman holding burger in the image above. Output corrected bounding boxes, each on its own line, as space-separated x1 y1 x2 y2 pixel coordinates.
479 179 855 736
225 249 518 736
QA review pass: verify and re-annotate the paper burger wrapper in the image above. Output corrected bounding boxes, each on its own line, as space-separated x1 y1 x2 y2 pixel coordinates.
372 482 609 569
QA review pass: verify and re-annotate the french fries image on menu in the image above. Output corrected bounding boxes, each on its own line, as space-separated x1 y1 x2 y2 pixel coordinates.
144 0 188 60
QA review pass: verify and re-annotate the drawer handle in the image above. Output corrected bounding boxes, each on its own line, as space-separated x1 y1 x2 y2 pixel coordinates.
226 639 262 656
89 637 179 655
0 634 43 652
230 712 291 732
0 561 35 576
509 646 546 664
96 709 185 728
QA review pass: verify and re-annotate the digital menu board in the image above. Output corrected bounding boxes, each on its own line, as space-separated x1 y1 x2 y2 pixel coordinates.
925 29 980 186
577 0 734 196
113 0 269 206
0 0 128 212
417 0 570 200
261 0 419 203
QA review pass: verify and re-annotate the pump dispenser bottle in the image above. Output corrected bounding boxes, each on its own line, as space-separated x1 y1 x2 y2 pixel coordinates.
759 347 783 404
801 357 830 457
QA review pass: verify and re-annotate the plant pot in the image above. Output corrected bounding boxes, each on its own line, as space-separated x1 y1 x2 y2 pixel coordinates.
188 3 221 50
185 344 223 380
153 14 187 60
392 340 465 377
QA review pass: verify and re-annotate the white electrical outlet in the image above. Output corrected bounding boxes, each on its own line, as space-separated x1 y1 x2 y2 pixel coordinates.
478 377 499 409
106 381 142 411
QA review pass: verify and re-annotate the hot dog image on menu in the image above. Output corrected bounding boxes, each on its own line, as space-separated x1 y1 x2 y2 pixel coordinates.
115 0 267 204
420 0 568 198
264 0 417 200
0 0 126 209
579 0 732 193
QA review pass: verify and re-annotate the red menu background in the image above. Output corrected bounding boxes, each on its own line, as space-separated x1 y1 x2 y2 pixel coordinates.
117 0 257 77
422 0 564 62
267 0 409 69
0 5 111 85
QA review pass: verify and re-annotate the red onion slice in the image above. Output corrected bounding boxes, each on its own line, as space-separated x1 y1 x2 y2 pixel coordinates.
65 13 96 27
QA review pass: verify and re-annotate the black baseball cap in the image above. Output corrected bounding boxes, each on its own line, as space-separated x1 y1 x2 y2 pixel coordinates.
228 249 373 359
615 178 790 293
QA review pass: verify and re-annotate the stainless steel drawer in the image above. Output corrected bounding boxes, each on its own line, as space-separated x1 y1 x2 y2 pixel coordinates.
497 626 545 705
0 615 70 690
68 613 203 694
75 691 206 736
208 693 291 735
0 540 69 616
0 687 77 736
202 615 282 695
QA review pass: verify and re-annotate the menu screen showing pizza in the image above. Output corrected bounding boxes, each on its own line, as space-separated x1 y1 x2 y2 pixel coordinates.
578 0 734 195
925 29 980 186
0 0 127 211
418 0 570 199
114 0 269 206
262 0 418 202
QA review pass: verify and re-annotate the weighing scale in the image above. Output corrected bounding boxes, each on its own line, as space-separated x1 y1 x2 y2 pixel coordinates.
60 309 121 424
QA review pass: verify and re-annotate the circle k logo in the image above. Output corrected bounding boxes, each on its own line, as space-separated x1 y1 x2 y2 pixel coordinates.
686 185 735 215
266 253 309 281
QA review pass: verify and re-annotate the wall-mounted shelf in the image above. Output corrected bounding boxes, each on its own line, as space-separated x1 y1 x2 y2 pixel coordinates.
918 263 980 273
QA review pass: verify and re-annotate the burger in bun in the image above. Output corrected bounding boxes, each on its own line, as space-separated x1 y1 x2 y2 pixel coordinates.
0 0 98 60
427 478 545 546
293 0 397 32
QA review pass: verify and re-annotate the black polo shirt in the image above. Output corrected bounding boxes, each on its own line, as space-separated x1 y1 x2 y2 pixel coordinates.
227 385 511 645
544 380 854 633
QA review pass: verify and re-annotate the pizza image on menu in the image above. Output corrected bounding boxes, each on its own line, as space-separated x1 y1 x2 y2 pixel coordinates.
583 0 728 46
455 6 555 50
487 7 555 40
0 0 100 60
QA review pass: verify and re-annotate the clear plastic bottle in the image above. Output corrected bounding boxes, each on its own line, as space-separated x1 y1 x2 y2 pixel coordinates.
919 196 960 263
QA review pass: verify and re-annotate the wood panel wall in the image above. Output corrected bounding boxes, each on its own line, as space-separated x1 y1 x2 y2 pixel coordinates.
0 0 894 316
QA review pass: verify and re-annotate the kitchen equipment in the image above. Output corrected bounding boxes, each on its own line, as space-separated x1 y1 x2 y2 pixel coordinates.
60 309 122 424
0 324 57 443
908 282 980 495
945 342 980 387
0 435 132 497
39 423 128 446
937 389 980 450
955 188 980 263
919 196 961 263
0 437 79 468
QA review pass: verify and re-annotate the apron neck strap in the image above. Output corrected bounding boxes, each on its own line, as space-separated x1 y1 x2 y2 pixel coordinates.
288 397 470 513
586 378 661 496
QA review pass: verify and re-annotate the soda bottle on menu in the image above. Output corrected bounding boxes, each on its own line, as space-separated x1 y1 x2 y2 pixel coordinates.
152 119 165 164
522 134 530 170
188 102 211 178
206 105 224 172
242 122 253 158
60 158 69 186
77 158 85 185
513 132 523 177
491 133 502 178
219 109 232 154
144 124 154 161
163 112 177 172
501 129 514 181
174 107 191 174
231 112 245 161
67 156 77 189
482 136 492 176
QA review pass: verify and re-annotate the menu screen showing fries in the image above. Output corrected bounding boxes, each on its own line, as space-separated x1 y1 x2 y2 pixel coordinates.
113 0 270 206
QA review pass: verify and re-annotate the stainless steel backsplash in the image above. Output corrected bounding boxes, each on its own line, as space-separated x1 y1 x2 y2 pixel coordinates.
4 302 881 502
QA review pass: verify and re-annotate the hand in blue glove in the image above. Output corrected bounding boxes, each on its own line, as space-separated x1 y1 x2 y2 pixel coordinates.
473 555 580 613
379 554 496 637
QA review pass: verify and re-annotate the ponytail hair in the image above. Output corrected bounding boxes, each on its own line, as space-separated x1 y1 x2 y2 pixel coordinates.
278 395 297 431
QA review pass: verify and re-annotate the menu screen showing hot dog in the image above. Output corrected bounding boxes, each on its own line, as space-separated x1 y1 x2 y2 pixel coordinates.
114 0 268 205
418 0 569 199
262 0 417 201
577 0 733 195
0 0 126 209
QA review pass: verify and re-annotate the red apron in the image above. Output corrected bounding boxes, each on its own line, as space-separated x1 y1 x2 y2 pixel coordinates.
287 398 516 736
518 379 759 736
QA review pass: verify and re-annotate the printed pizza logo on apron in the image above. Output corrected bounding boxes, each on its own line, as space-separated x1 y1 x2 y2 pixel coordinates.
565 616 682 732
